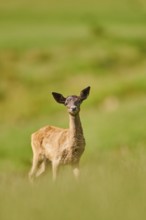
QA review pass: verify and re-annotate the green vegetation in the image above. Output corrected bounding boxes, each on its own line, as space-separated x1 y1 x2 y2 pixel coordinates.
0 0 146 219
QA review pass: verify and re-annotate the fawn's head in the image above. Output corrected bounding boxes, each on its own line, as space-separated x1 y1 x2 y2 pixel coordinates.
52 86 90 116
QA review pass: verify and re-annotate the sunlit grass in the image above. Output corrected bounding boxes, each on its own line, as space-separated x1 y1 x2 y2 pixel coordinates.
1 147 146 220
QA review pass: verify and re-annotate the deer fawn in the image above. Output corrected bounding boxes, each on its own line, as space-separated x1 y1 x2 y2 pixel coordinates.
29 86 90 181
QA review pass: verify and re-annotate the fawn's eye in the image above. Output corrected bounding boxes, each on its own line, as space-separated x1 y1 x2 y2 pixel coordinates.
65 97 72 105
65 99 70 106
75 100 81 106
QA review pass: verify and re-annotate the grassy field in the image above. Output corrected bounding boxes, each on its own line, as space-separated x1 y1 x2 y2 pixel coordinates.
0 0 146 219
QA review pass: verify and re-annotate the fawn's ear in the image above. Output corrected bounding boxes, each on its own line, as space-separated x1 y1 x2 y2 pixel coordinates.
80 86 91 101
52 92 66 104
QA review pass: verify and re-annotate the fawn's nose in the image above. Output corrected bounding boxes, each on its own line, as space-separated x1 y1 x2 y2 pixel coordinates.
71 106 77 111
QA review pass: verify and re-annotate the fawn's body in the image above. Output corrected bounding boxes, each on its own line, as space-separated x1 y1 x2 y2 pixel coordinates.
29 86 90 181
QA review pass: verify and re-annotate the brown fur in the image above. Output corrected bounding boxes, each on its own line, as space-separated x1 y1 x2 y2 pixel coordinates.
29 87 90 181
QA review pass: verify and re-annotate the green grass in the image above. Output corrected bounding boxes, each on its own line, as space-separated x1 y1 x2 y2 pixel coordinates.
1 148 146 220
1 0 146 219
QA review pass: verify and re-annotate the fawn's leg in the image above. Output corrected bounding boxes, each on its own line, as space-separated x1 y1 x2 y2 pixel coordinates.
36 160 46 177
52 160 60 181
72 163 80 179
29 154 41 182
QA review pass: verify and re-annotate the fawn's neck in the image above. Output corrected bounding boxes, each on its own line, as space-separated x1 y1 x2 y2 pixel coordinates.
69 113 84 137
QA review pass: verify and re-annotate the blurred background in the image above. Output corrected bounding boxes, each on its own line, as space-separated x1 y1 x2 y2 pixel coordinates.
0 0 146 219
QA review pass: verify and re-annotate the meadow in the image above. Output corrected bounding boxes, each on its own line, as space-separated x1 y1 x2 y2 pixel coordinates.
0 0 146 219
